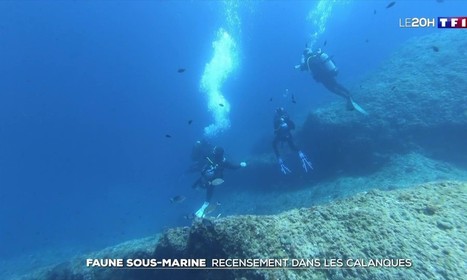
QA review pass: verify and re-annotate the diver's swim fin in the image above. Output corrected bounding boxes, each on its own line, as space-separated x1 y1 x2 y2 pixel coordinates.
350 98 368 115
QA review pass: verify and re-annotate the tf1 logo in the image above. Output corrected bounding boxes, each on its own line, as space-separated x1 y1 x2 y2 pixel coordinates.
399 17 467 28
438 17 467 28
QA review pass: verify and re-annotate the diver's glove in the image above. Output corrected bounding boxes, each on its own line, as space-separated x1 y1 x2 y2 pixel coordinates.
240 161 247 167
195 201 209 218
298 151 313 172
278 158 292 175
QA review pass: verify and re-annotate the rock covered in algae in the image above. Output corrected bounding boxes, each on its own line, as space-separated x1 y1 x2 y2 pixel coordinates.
239 31 467 188
19 181 466 280
295 30 467 179
305 31 467 129
153 181 466 280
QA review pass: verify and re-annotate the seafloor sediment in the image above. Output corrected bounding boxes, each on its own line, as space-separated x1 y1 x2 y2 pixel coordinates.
220 152 467 216
19 180 466 280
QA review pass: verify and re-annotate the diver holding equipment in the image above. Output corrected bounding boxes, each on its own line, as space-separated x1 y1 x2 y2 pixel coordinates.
192 146 246 218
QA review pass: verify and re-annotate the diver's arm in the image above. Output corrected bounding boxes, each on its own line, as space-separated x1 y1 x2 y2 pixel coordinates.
295 55 308 71
223 160 242 170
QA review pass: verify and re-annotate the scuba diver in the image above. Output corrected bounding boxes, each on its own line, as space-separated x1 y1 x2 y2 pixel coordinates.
273 107 313 175
192 146 247 218
295 48 368 115
188 138 214 173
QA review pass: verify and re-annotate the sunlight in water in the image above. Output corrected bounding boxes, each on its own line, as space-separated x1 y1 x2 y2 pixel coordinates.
224 0 241 34
200 28 238 138
307 0 348 48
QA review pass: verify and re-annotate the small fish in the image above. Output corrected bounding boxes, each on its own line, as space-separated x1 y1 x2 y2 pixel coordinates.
391 86 396 91
374 9 376 15
204 201 221 215
177 68 186 73
188 119 193 125
436 0 444 3
218 103 224 107
323 40 327 47
184 213 195 220
291 93 297 104
170 195 186 204
386 1 396 9
165 134 172 138
432 46 439 52
365 39 369 43
269 97 273 102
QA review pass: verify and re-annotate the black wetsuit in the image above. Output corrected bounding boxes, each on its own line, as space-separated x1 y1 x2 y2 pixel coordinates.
301 53 352 101
192 156 241 202
272 113 299 158
188 140 213 173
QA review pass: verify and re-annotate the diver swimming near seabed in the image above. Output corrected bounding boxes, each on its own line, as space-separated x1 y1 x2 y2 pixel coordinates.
192 146 247 218
273 107 313 175
188 138 214 173
295 47 368 115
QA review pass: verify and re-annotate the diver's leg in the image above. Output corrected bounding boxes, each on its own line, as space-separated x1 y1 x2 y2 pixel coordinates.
334 81 352 99
286 136 299 152
318 76 349 99
333 82 355 110
322 80 355 110
272 137 281 158
192 178 202 189
206 184 214 203
323 81 350 99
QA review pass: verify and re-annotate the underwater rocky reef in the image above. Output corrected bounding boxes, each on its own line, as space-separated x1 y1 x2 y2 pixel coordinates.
13 30 467 280
298 30 467 180
19 181 466 280
239 30 467 188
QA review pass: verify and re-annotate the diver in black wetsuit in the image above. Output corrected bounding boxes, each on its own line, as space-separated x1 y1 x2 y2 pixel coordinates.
295 48 367 114
192 146 246 218
188 138 214 173
272 107 312 175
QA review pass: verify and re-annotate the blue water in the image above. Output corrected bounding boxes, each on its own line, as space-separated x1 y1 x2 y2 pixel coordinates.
0 0 464 275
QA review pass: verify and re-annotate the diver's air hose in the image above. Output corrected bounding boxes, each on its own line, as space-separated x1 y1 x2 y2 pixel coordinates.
306 56 313 72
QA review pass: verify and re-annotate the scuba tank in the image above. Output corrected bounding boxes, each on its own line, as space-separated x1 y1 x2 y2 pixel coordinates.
318 51 338 75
